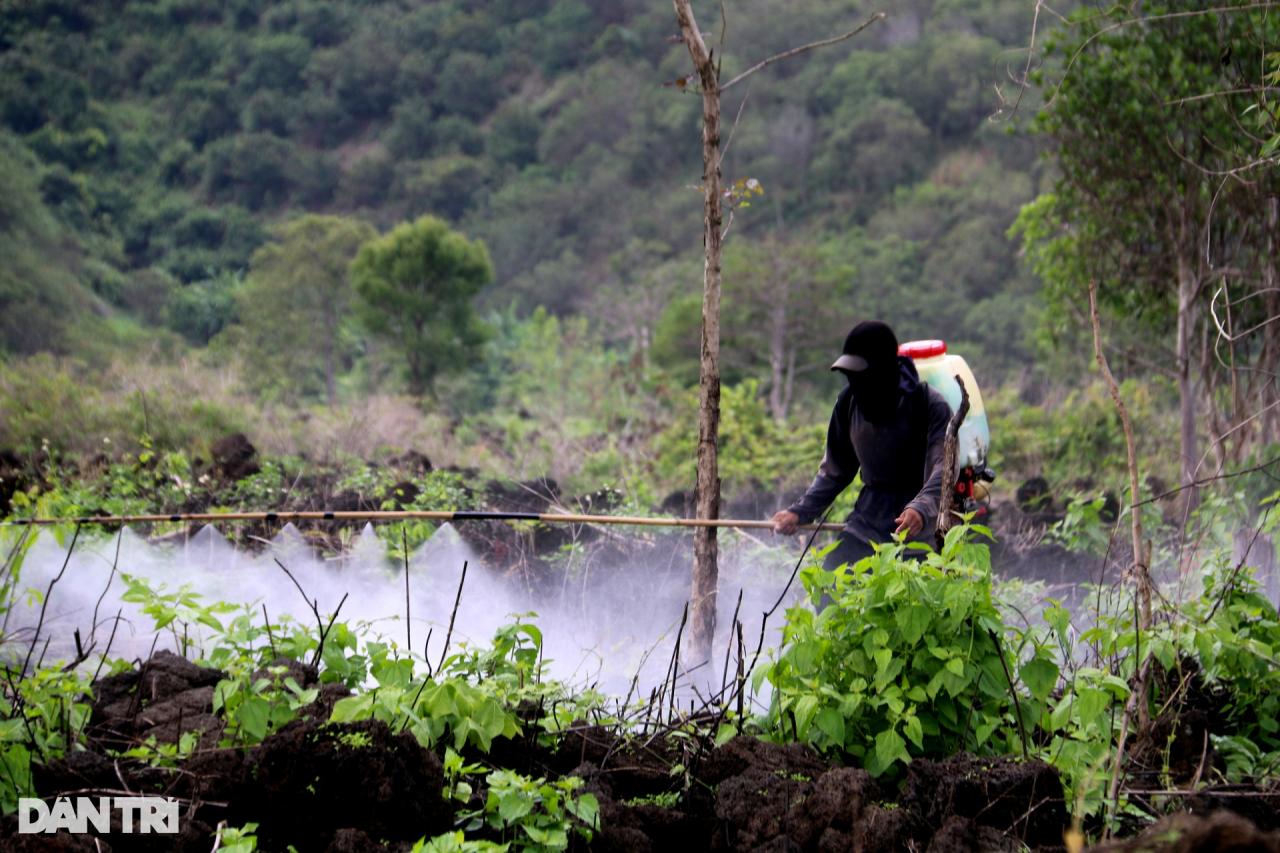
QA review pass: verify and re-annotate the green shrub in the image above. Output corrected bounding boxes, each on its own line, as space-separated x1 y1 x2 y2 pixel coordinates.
759 525 1025 776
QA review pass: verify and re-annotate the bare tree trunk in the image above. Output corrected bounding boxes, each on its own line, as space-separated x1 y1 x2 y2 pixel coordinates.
1263 199 1280 447
782 349 796 424
670 4 883 663
1092 279 1156 823
1175 250 1200 511
1090 282 1150 631
674 0 723 665
323 306 339 408
767 279 789 423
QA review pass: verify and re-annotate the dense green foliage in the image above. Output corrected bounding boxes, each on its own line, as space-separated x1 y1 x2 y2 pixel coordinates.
220 214 376 403
5 507 1280 840
5 4 1280 847
0 0 1046 391
353 215 494 394
761 527 1020 777
757 504 1280 819
1015 1 1280 476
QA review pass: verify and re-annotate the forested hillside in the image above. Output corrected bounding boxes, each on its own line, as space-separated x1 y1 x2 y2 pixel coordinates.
0 0 1041 364
9 0 1269 511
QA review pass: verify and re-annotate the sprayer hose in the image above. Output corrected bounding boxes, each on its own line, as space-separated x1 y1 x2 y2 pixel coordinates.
2 509 843 532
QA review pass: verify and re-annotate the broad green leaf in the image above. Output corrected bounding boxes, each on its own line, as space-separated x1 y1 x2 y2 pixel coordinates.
815 708 845 745
872 728 909 775
329 694 374 723
903 715 923 749
237 695 269 741
1019 657 1059 702
896 605 932 645
793 695 820 737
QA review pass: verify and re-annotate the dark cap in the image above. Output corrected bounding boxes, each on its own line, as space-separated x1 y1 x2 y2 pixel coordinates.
830 321 898 372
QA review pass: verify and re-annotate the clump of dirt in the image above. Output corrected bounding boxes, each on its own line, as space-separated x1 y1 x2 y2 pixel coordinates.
1126 658 1230 788
696 732 831 786
1187 786 1280 832
901 753 1069 849
240 718 449 851
697 737 1068 852
555 723 691 802
1089 809 1280 852
210 432 260 481
88 649 228 751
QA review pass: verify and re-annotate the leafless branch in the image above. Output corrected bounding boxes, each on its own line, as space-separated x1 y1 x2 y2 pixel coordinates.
717 84 752 167
991 0 1049 120
272 557 347 668
1089 281 1149 633
719 12 885 92
1211 282 1280 343
21 523 81 676
437 560 469 671
1167 85 1280 105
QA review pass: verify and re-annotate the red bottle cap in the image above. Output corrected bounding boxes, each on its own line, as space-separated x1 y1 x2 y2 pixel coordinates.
898 339 947 359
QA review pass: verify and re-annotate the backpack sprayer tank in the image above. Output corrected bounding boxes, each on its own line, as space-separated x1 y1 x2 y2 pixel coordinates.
899 339 995 511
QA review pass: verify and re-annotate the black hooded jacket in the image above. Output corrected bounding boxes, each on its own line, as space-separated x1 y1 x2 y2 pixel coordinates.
787 355 952 547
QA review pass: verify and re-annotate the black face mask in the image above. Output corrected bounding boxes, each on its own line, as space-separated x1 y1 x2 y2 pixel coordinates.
846 360 900 423
835 321 901 422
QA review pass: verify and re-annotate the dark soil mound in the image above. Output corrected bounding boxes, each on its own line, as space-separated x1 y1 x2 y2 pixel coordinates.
89 649 228 751
1089 810 1280 852
10 651 1276 852
902 754 1069 849
1187 787 1280 832
210 433 259 481
241 718 449 851
696 737 1068 852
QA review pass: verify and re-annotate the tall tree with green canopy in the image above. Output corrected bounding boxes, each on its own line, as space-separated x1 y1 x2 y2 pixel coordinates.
352 215 493 395
1017 2 1280 498
227 214 375 406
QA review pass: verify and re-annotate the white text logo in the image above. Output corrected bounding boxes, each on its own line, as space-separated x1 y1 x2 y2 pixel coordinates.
18 797 179 834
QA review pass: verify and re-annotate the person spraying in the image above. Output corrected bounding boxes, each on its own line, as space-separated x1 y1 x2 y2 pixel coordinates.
771 321 952 570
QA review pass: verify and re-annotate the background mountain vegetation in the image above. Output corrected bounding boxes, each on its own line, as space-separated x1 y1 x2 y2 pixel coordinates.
1 0 1271 510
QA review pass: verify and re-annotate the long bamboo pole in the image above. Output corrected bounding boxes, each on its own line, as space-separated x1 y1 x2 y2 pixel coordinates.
2 510 844 531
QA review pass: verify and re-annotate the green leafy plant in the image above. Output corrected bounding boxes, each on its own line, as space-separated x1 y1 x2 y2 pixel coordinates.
458 770 599 852
213 821 261 853
1045 496 1111 556
114 731 200 767
443 746 487 804
440 617 609 743
759 525 1024 776
622 791 680 809
411 831 506 852
121 573 238 657
0 665 95 810
329 639 521 752
213 666 319 746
